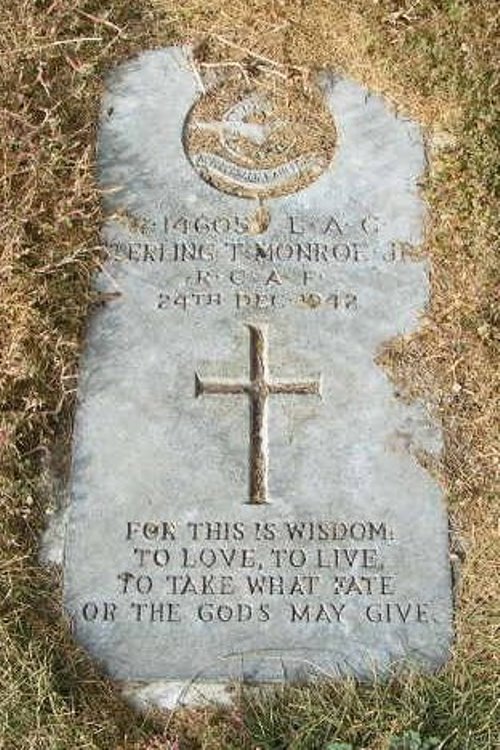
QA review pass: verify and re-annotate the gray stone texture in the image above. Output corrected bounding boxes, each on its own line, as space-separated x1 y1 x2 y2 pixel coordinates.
64 47 452 684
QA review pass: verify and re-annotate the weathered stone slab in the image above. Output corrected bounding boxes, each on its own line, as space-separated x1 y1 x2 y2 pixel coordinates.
64 47 452 686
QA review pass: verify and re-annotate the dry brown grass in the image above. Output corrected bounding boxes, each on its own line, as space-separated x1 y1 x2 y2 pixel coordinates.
0 0 498 748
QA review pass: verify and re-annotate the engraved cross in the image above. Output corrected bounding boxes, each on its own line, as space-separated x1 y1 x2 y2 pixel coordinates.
195 324 321 504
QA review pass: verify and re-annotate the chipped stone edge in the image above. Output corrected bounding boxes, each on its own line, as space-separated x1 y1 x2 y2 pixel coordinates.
40 506 69 567
121 679 238 711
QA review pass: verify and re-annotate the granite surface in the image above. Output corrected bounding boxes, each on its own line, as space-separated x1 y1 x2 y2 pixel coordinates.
63 47 452 686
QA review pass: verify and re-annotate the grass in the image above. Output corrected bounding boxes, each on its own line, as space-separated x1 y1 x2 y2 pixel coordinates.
0 0 498 748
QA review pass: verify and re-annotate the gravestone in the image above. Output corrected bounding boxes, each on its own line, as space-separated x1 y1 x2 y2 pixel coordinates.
63 47 452 703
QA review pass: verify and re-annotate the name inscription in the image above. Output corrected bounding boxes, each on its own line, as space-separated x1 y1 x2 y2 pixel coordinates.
105 212 415 317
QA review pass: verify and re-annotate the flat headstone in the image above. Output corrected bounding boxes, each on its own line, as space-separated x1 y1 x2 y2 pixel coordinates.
63 47 452 691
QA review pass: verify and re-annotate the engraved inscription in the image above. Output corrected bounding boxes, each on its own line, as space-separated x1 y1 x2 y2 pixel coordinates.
195 324 321 504
191 152 326 189
76 518 435 633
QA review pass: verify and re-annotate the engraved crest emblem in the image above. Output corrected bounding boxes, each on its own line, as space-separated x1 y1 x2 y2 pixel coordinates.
184 74 336 198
